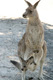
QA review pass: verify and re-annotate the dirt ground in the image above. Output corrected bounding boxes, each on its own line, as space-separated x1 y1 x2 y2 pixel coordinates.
0 18 53 80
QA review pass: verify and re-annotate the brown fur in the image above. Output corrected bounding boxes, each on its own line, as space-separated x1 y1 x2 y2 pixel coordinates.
17 0 47 80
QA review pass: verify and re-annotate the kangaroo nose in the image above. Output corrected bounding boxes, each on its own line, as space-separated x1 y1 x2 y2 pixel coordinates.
23 14 26 18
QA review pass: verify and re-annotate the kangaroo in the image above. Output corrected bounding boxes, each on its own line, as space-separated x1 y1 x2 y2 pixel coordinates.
10 0 47 80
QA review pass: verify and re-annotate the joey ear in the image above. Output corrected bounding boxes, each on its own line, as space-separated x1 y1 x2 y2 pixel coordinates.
20 57 26 63
27 56 34 64
24 0 32 7
33 0 40 9
10 60 21 70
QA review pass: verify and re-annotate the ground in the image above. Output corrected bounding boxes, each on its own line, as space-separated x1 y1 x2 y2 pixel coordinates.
0 18 53 80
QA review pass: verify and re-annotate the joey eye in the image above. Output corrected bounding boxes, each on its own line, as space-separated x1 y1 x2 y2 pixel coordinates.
34 62 37 65
30 62 33 64
33 61 37 65
24 66 26 68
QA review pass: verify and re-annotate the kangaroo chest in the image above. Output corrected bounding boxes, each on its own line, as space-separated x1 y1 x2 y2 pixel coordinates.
26 25 39 41
25 25 44 49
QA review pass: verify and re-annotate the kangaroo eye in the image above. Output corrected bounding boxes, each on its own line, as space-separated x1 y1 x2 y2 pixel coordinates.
29 10 32 13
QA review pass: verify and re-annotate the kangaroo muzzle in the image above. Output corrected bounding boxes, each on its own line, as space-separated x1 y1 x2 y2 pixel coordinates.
23 14 26 18
23 12 28 18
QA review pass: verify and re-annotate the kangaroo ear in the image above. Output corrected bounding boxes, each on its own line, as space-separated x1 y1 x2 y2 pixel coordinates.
10 60 21 70
24 0 32 7
33 0 40 9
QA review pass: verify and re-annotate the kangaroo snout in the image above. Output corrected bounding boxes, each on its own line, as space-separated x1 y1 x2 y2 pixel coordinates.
23 14 26 18
23 14 27 18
